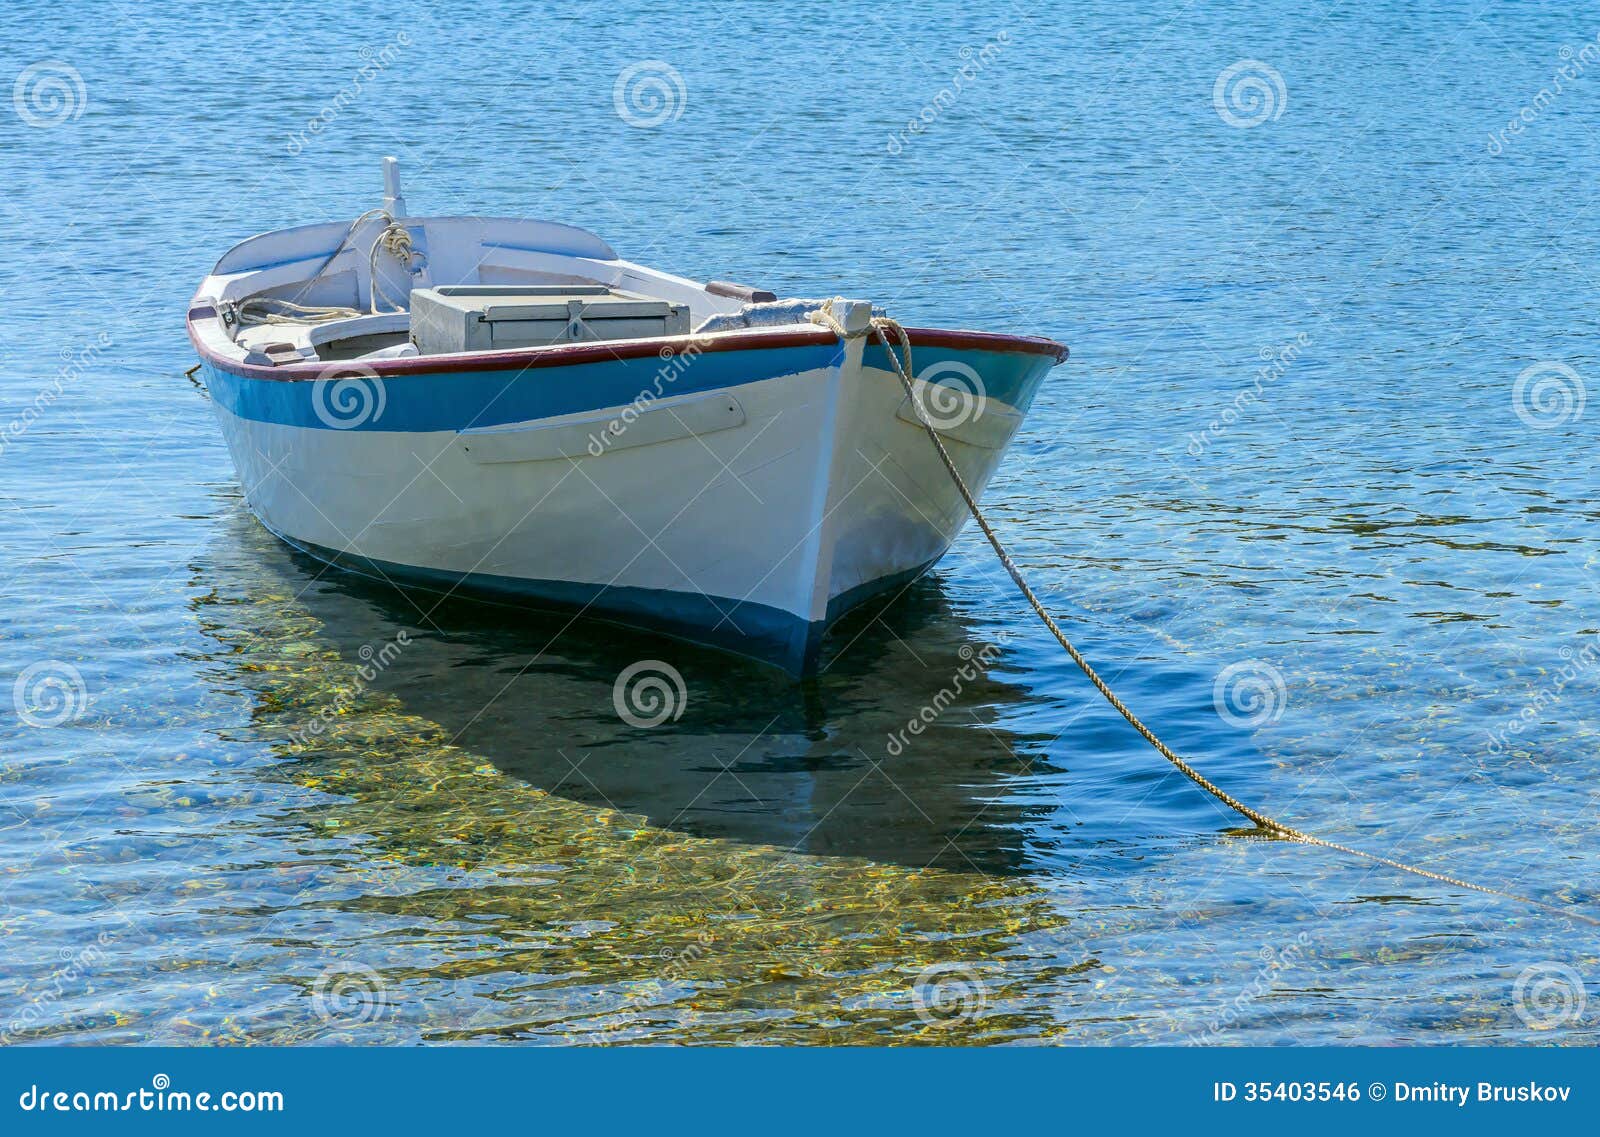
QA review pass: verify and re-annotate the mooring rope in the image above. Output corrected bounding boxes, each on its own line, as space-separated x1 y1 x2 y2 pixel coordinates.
368 220 424 313
231 210 424 327
236 296 363 326
807 300 1592 924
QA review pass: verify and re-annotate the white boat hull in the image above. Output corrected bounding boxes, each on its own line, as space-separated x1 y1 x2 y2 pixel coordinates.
202 337 1055 672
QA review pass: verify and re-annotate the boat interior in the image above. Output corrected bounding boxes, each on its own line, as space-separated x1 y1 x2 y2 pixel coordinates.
192 209 814 369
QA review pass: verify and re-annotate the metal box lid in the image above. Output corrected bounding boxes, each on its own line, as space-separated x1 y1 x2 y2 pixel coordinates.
417 284 679 323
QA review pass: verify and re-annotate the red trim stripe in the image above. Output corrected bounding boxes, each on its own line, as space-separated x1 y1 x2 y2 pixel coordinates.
874 325 1068 364
187 311 1067 382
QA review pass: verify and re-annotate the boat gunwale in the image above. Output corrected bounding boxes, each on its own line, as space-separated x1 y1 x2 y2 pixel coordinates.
187 306 1069 382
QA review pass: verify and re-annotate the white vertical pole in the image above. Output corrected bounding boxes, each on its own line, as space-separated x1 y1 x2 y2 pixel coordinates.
381 156 406 218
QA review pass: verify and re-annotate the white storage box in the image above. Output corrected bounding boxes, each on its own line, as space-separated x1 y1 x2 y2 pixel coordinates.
410 285 691 354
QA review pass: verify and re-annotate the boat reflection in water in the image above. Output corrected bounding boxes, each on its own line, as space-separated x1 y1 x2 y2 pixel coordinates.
245 519 1050 877
184 511 1098 1044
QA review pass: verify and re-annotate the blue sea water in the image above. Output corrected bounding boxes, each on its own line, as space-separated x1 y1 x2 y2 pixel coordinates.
2 1 1598 1044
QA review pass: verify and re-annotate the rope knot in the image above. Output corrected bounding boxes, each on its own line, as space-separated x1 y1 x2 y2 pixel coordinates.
806 300 860 339
806 301 916 380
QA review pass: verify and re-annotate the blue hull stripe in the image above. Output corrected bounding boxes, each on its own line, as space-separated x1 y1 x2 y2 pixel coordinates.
205 344 839 432
862 344 1055 414
204 343 1053 432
